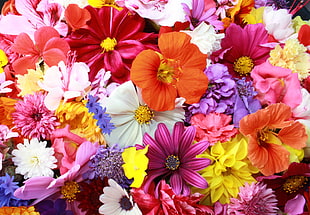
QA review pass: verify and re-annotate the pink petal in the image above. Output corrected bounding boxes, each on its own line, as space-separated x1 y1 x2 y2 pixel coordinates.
0 14 35 37
179 167 208 189
284 194 306 215
182 157 210 171
154 123 173 156
170 173 183 195
11 33 37 55
12 56 39 75
35 26 60 51
117 40 145 59
75 141 99 167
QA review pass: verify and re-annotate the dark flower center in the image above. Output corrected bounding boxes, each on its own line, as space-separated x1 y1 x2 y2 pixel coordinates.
282 176 308 194
119 196 133 211
31 112 43 121
233 56 254 76
165 155 180 170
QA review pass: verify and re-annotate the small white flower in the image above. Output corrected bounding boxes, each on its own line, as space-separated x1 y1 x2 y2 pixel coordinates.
12 138 57 179
99 179 142 215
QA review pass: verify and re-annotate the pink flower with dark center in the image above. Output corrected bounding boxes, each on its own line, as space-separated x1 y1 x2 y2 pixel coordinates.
142 122 210 196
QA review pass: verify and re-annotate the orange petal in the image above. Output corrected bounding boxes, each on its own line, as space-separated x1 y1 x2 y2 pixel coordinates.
279 121 307 150
264 103 292 128
239 108 270 135
65 4 91 31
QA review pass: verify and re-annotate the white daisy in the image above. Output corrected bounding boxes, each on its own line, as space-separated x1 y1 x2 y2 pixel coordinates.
99 179 142 215
104 81 185 147
12 138 57 179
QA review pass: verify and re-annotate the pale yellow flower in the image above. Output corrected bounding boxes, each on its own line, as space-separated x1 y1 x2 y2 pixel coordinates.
16 67 44 97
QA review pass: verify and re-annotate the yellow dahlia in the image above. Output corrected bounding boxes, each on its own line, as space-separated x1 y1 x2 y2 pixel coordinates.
243 7 265 24
0 206 39 215
16 66 44 97
268 38 310 80
195 134 258 205
56 101 105 144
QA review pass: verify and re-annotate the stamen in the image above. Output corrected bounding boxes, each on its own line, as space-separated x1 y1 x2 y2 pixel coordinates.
233 56 254 76
282 176 308 194
165 155 180 170
100 37 117 53
61 181 80 201
134 105 154 124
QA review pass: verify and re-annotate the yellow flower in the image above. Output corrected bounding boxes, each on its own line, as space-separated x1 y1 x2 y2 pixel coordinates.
0 49 8 74
16 67 44 97
56 101 105 145
122 145 149 188
292 16 310 32
268 38 310 80
243 7 264 24
0 206 39 215
194 134 258 205
87 0 121 9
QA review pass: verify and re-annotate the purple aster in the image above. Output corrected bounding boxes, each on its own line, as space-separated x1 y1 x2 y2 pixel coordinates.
266 0 289 9
233 77 262 127
88 144 132 189
143 122 210 196
12 92 59 140
35 199 73 215
188 63 236 116
182 0 223 30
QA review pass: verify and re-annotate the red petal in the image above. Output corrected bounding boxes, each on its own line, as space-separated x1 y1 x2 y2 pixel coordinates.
12 56 38 75
298 24 310 47
65 4 91 31
35 26 60 51
11 33 37 55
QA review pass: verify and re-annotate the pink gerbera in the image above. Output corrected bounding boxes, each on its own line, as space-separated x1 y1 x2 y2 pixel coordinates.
66 6 157 83
142 122 210 196
12 92 59 140
211 23 271 78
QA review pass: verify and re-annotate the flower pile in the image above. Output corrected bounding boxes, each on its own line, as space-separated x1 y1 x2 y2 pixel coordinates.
0 0 309 214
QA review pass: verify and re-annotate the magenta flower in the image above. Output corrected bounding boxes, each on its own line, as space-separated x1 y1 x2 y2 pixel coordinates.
12 92 59 140
142 122 210 196
66 6 157 83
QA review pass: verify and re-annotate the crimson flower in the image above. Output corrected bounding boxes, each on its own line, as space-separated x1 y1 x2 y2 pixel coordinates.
66 6 157 83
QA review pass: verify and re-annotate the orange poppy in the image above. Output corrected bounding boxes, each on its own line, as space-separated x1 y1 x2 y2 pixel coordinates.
239 103 307 176
130 32 209 111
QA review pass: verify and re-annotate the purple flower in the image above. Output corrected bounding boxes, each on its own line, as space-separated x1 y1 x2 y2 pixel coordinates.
188 64 236 116
35 199 73 215
142 122 210 196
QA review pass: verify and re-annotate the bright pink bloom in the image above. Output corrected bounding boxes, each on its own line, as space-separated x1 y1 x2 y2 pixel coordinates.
284 194 306 215
251 62 302 109
11 26 70 75
190 113 238 145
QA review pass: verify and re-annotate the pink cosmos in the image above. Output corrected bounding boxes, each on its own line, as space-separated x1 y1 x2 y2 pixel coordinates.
142 122 210 196
11 26 70 75
0 0 67 39
14 141 99 213
251 62 302 109
190 113 238 145
39 57 91 111
284 194 306 215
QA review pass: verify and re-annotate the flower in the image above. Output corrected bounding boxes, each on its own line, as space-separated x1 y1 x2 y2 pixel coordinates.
228 182 279 215
122 145 149 188
0 97 17 127
0 49 8 74
104 81 185 147
227 0 254 24
64 4 91 31
143 122 210 196
268 38 310 81
99 178 142 215
284 194 306 215
12 92 59 140
239 103 307 176
0 124 18 145
12 138 57 179
34 199 73 215
190 112 238 145
131 31 209 111
66 5 157 83
0 206 39 215
211 23 270 78
196 134 258 205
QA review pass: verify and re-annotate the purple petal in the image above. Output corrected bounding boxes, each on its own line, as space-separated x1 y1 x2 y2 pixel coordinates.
182 157 211 171
144 133 169 158
284 194 306 215
170 172 184 195
172 122 184 150
179 168 208 189
178 125 196 154
182 140 210 162
154 123 173 155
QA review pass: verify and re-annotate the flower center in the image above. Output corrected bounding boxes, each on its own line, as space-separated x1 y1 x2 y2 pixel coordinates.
165 155 180 170
31 113 43 121
282 176 308 194
233 56 254 76
30 156 39 165
61 181 80 201
100 37 117 53
119 196 133 211
157 53 181 84
134 105 154 124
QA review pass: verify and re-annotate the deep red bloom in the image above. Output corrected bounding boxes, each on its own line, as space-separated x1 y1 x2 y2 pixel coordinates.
66 6 158 83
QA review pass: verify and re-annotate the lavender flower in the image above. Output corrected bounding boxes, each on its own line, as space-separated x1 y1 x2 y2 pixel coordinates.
188 64 236 116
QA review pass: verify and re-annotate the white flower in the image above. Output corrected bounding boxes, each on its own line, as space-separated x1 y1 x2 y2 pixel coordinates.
104 81 185 147
12 138 57 179
182 22 225 55
99 179 142 215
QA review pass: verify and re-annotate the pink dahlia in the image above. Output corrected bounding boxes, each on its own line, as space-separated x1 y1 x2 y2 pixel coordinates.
211 23 271 78
12 92 59 140
142 122 210 196
228 182 279 215
66 6 157 83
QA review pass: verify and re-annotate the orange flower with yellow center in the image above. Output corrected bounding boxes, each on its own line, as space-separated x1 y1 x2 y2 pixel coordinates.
131 32 209 111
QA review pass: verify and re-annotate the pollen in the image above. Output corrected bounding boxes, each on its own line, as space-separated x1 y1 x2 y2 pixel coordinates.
165 155 180 170
157 53 181 84
100 37 117 53
282 175 308 194
61 181 80 201
134 105 154 124
233 56 254 76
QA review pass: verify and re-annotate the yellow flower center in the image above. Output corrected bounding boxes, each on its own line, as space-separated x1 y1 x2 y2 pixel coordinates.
30 156 39 165
165 155 180 170
100 37 117 53
157 53 181 84
282 176 308 194
233 56 254 76
134 105 154 124
61 181 80 201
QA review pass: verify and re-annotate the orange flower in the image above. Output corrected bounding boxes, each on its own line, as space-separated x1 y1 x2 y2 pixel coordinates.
228 0 255 25
130 32 208 111
239 103 307 176
0 97 17 127
0 206 39 215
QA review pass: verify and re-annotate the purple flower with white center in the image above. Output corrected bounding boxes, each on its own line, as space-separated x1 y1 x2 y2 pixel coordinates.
182 0 223 30
233 77 261 127
188 63 236 116
88 144 132 189
142 122 210 196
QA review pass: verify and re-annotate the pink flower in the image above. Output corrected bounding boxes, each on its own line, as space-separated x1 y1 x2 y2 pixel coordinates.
251 62 302 109
190 113 238 145
284 194 306 215
11 26 70 75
